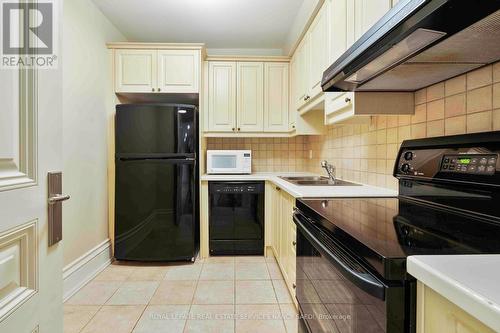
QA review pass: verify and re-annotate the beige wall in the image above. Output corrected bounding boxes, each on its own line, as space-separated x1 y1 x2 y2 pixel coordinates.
62 0 126 266
305 63 500 190
206 137 308 173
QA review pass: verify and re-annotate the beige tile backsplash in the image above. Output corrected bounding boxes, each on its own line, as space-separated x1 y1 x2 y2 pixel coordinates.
305 63 500 190
206 137 308 172
205 63 500 190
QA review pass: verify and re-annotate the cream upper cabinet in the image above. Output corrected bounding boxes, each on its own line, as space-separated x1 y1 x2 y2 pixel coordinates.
330 0 348 61
291 0 330 112
353 0 392 40
289 56 298 130
157 49 200 93
308 1 331 99
206 60 292 135
113 47 201 93
325 0 404 125
237 62 264 132
264 62 289 132
208 61 237 132
293 40 308 109
115 49 157 93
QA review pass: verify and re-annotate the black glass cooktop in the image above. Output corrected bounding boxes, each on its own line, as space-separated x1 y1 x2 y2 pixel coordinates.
296 197 500 280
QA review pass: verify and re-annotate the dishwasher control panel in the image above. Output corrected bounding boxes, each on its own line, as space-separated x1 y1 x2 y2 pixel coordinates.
209 182 265 194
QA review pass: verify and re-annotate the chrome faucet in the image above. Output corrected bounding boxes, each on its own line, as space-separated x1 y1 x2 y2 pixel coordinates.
321 160 336 182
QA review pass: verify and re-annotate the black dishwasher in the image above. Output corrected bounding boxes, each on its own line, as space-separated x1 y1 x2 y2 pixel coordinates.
209 182 265 255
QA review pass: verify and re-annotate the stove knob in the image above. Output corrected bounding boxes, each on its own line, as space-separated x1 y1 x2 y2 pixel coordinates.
401 163 411 173
404 151 414 161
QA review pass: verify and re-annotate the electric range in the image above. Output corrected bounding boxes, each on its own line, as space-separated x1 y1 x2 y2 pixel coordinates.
293 131 500 333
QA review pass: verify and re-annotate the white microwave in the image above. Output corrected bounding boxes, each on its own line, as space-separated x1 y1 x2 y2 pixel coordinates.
206 150 252 174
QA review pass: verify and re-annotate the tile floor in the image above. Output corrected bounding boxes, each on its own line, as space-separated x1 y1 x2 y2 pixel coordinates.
64 256 298 333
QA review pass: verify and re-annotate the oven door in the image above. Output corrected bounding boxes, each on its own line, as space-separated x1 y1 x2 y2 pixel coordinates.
294 212 407 333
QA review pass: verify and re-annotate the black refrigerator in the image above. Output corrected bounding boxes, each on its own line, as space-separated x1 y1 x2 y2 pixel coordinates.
114 104 199 262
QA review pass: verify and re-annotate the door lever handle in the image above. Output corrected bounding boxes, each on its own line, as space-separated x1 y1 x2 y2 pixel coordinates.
48 194 70 205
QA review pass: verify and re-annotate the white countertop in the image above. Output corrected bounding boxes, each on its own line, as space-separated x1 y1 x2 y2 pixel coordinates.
408 255 500 332
201 172 398 198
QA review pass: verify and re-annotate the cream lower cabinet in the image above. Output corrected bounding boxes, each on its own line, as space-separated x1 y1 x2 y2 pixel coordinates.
113 46 201 93
417 282 495 333
268 184 297 304
207 61 290 134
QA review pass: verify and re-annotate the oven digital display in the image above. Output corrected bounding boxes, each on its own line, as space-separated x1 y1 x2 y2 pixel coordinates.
441 154 497 175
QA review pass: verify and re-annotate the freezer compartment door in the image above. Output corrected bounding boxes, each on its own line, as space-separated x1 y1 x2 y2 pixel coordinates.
115 104 197 156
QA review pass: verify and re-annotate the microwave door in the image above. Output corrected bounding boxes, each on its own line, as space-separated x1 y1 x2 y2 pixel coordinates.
209 154 239 174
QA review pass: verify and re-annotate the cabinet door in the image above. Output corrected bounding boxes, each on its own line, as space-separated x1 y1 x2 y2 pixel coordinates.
208 62 237 132
308 1 331 99
330 0 348 61
237 62 264 132
294 41 309 109
279 191 289 281
115 49 157 93
418 282 496 333
264 63 289 132
157 49 200 93
354 0 392 40
289 56 298 129
272 187 282 258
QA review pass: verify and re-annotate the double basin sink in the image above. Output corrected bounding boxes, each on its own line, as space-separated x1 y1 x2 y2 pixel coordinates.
279 176 361 186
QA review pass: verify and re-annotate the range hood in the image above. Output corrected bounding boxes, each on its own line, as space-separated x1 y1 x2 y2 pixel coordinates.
322 0 500 92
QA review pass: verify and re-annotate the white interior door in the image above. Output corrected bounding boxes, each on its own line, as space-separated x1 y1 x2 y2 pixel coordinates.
0 5 64 333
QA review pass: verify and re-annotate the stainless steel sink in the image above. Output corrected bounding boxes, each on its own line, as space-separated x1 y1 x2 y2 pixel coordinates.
279 176 362 186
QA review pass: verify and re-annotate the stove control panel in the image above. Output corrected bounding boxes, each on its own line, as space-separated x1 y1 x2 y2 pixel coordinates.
396 148 499 180
440 155 497 175
394 132 500 185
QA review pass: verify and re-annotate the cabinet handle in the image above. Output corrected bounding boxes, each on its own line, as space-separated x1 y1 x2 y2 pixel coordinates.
232 128 235 132
292 241 296 246
292 125 296 129
237 128 241 131
151 88 155 92
292 283 296 289
158 88 161 92
345 97 351 103
275 186 281 191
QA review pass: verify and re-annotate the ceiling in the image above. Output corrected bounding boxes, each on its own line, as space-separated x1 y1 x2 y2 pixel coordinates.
92 0 305 54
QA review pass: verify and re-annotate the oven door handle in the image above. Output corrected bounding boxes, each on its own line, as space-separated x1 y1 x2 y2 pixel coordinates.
294 215 386 300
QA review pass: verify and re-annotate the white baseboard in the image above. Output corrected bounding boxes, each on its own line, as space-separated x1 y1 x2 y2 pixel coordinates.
63 239 112 302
